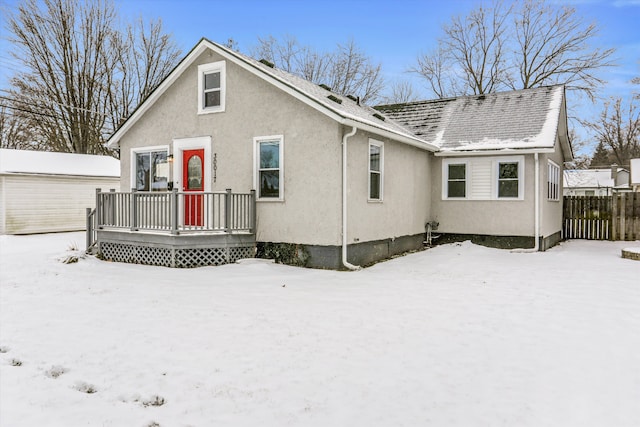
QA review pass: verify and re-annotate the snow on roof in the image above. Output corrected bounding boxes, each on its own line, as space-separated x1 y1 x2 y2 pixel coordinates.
563 169 615 189
375 85 566 154
0 149 120 177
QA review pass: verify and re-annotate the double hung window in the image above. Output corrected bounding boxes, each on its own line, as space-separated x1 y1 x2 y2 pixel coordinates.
369 140 384 201
255 136 284 200
547 161 560 201
447 163 466 198
497 161 520 198
198 61 226 114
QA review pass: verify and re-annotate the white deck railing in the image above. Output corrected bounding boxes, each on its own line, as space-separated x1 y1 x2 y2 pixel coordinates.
93 189 256 235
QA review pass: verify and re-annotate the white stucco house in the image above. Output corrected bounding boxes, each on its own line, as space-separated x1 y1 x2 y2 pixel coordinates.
0 149 119 234
92 38 572 269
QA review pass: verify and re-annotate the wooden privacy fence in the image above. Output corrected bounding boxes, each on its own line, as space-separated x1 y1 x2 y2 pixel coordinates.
563 193 640 241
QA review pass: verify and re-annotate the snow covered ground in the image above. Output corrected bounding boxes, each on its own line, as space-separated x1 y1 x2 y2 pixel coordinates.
1 232 639 427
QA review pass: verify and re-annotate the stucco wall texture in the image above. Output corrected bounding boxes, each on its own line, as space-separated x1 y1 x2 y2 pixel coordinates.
118 49 432 248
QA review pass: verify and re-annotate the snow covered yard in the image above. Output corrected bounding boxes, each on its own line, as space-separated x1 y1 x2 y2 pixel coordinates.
1 233 639 427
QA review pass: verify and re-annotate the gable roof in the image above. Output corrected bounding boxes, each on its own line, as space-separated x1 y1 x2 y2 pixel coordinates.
375 85 572 160
107 38 437 152
0 149 119 177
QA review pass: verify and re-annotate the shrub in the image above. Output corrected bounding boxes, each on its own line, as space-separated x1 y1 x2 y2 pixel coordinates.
256 242 310 267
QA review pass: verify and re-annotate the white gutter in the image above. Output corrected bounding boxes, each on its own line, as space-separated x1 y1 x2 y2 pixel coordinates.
342 126 361 271
435 148 555 157
534 152 540 251
342 119 439 152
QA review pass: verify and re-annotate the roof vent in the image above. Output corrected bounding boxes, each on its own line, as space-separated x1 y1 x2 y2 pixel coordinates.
259 59 275 68
327 94 343 104
319 83 332 91
373 113 386 121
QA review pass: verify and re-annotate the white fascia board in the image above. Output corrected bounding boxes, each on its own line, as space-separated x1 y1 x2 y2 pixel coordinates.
434 148 555 157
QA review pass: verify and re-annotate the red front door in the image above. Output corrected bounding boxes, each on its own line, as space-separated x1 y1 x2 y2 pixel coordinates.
183 149 204 226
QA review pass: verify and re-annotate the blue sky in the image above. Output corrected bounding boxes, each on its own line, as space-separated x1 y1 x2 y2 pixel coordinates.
1 0 639 153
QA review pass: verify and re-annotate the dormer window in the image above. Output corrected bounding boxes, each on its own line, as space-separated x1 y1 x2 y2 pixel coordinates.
198 61 226 114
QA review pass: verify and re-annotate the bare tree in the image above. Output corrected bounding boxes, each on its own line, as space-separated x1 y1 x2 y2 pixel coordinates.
414 47 459 99
380 80 420 104
5 0 181 155
513 0 615 101
446 2 511 95
0 100 41 150
108 17 181 128
583 97 640 166
251 36 385 104
413 0 615 100
326 39 384 104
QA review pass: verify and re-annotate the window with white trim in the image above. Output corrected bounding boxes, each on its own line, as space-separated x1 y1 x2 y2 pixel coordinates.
547 160 560 201
132 147 169 191
368 140 383 201
198 61 226 114
254 135 284 200
497 161 521 198
447 163 467 198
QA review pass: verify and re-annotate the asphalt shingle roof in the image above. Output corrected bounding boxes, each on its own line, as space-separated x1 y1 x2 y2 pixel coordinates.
375 85 565 152
213 41 426 146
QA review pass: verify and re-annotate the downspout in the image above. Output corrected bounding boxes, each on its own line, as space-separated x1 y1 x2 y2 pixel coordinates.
534 152 540 251
342 126 361 270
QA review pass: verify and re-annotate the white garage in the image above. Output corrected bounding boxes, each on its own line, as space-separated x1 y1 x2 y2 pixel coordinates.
0 149 120 234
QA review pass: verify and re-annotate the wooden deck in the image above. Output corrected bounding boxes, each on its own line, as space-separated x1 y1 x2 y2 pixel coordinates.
88 189 256 267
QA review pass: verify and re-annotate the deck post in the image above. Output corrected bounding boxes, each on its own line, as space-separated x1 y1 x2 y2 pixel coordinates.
95 188 102 228
620 192 626 241
250 189 256 234
612 193 618 241
171 189 179 235
86 207 93 250
130 188 138 231
225 188 232 233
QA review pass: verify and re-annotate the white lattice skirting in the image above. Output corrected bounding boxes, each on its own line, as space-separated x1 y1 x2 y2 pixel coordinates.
100 242 255 268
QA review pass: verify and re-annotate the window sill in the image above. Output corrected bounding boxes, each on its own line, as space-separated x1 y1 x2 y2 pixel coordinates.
257 198 284 203
197 107 225 115
367 199 383 203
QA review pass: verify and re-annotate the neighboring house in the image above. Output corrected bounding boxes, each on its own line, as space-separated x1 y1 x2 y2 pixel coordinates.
95 38 572 269
563 165 630 196
0 149 119 234
632 158 640 191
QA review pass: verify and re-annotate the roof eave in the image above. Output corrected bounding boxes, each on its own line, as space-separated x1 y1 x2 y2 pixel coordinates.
434 147 556 157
